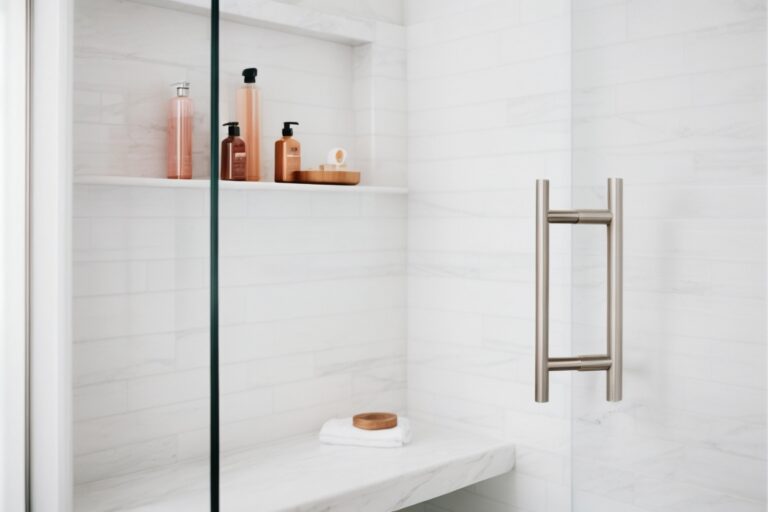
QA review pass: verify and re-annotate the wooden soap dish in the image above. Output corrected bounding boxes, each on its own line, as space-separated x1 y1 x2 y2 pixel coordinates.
292 169 360 186
353 412 398 430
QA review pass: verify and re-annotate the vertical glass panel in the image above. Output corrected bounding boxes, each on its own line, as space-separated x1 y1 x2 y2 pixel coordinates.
571 2 766 511
71 0 212 509
216 2 410 508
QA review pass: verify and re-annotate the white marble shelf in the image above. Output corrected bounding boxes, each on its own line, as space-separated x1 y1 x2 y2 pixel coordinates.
74 176 408 195
134 0 376 44
75 422 515 512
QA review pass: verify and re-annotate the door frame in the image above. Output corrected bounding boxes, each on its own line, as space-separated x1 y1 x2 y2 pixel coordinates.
1 0 31 509
27 0 74 509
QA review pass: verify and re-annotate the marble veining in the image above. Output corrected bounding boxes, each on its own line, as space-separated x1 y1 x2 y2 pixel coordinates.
74 422 515 512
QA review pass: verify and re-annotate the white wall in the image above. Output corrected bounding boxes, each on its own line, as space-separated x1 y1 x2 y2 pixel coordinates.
407 1 767 512
405 1 574 511
72 0 407 488
570 1 767 511
274 0 403 25
72 184 406 485
69 0 768 510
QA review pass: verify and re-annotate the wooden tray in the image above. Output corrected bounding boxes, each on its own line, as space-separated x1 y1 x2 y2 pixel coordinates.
292 169 360 186
352 412 398 430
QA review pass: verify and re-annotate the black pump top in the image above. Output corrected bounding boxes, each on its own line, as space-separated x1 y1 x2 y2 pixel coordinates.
223 121 240 137
282 121 299 137
242 68 258 83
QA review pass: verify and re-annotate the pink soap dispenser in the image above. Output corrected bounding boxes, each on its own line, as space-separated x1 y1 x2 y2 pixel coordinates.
166 81 193 179
237 68 262 181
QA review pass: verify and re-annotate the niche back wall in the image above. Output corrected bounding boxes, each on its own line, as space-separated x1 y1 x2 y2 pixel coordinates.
72 0 407 486
74 0 407 187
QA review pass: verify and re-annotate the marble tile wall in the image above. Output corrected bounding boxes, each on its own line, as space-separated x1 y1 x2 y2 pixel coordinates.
353 31 409 187
73 0 407 484
405 1 574 511
274 0 403 25
72 184 407 483
570 1 767 511
406 1 767 511
74 0 768 507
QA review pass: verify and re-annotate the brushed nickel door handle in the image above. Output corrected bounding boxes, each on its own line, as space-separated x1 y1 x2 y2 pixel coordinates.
535 178 623 403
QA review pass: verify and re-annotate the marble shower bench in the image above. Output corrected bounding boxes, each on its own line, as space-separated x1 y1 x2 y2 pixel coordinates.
75 422 516 511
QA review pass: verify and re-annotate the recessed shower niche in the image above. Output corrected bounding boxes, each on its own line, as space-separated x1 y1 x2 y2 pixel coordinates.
72 0 414 506
74 0 407 188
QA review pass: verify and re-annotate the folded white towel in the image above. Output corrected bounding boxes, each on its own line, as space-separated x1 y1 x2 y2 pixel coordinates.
319 417 412 448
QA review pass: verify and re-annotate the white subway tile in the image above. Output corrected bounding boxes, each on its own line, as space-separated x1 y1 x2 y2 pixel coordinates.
273 375 352 412
74 381 129 421
127 369 210 411
221 388 274 423
73 334 176 386
75 399 209 455
74 436 178 484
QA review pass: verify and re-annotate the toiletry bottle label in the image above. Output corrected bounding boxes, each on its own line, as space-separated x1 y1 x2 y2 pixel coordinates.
233 152 247 178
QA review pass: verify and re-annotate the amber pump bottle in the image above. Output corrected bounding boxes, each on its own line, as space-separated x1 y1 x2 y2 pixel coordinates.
221 122 247 181
274 122 300 183
236 67 261 181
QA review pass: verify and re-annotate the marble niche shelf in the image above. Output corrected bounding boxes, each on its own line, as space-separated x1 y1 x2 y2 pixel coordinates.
74 175 409 195
75 422 515 511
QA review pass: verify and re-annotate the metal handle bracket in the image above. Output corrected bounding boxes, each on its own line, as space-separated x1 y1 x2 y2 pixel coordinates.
535 178 623 403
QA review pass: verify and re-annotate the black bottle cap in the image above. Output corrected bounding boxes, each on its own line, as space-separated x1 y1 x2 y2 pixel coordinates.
242 68 258 83
223 121 240 137
282 121 299 137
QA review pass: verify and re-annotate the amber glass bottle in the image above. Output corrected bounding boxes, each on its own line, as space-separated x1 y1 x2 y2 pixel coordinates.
274 122 300 182
220 122 246 181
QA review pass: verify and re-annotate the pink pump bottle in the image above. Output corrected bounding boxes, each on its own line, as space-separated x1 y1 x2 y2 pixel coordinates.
166 81 193 179
236 68 262 181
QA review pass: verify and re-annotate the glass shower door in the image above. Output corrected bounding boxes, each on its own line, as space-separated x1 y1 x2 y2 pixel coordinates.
570 1 767 511
215 3 409 508
71 0 213 509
